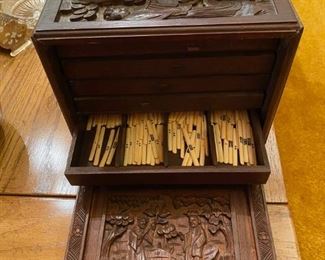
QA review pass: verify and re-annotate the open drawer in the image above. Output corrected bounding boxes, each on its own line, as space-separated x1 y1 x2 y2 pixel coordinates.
65 110 270 185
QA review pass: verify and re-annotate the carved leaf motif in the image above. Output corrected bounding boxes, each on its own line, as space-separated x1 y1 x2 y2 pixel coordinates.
156 217 168 224
158 212 171 218
144 208 156 217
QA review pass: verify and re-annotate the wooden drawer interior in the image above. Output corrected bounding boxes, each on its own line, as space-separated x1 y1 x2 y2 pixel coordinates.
66 110 270 185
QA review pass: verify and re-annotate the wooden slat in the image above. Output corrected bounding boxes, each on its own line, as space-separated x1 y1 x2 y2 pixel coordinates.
70 74 269 97
62 54 275 80
0 196 299 260
0 196 75 260
74 92 264 114
264 127 288 203
0 49 77 196
57 37 279 58
268 205 301 259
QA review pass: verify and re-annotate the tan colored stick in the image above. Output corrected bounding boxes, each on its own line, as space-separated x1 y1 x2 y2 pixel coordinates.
150 142 155 166
86 116 93 131
151 123 161 164
186 133 196 166
182 149 191 166
137 138 142 166
227 122 233 165
143 124 148 145
147 138 152 165
134 126 140 165
92 115 97 127
203 115 209 156
157 124 164 163
232 127 238 166
237 120 244 165
180 132 185 159
89 124 101 161
182 127 200 166
106 128 120 165
242 120 249 164
176 124 181 150
168 122 172 151
94 126 106 166
200 135 205 166
250 125 257 165
124 128 130 166
223 139 229 164
172 121 177 154
212 124 218 161
100 128 115 167
214 124 224 163
195 116 201 159
131 126 136 165
221 112 227 140
188 112 194 133
246 123 254 166
147 121 159 160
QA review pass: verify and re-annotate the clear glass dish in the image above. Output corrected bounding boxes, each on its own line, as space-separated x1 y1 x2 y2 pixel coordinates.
0 0 45 56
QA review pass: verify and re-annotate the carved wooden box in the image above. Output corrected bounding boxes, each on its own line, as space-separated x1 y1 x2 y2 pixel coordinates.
32 0 302 185
66 185 276 259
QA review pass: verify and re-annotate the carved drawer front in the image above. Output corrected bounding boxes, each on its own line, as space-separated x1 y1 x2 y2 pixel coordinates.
65 111 270 186
65 186 276 260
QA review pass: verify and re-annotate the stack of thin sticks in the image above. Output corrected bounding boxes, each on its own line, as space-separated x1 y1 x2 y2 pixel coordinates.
86 114 122 167
211 110 256 166
124 113 164 166
168 112 208 166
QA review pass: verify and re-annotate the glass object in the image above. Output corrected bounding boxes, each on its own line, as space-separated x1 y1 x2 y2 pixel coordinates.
0 0 45 56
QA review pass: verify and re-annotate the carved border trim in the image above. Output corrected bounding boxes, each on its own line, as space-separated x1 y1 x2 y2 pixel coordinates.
250 185 276 260
65 186 93 260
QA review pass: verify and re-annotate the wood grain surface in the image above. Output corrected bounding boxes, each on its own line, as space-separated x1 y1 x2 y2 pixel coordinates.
0 48 76 196
268 205 301 259
0 196 74 260
264 126 288 203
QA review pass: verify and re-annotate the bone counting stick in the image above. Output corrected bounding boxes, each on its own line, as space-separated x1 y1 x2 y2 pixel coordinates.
181 127 200 166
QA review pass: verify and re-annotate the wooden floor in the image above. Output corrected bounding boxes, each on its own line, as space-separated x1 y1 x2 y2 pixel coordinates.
0 47 300 259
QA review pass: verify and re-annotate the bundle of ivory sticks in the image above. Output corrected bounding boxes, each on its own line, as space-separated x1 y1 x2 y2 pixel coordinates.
211 110 256 166
86 114 122 167
124 113 164 166
168 112 208 166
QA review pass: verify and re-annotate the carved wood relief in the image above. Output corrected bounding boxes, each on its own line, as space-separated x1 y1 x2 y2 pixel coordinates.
101 193 234 259
65 186 276 260
58 0 276 22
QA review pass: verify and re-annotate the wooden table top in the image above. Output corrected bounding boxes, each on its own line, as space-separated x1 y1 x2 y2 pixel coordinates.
0 47 300 259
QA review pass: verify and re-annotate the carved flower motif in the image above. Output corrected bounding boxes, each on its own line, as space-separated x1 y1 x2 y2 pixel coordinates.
157 224 184 240
0 20 27 49
106 215 134 226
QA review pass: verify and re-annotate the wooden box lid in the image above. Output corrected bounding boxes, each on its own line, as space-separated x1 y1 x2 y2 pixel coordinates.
66 185 276 259
33 0 303 137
